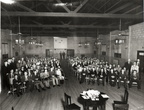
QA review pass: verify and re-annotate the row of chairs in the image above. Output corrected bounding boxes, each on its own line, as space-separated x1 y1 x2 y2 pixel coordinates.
8 83 27 95
73 68 141 89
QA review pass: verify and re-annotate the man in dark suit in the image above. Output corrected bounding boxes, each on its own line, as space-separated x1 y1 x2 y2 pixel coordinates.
11 57 17 72
1 61 9 90
13 74 22 97
124 59 132 80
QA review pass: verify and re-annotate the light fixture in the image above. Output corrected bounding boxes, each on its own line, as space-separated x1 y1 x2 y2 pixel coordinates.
54 3 67 6
15 38 24 45
0 0 15 4
78 42 82 47
35 36 43 47
15 17 25 46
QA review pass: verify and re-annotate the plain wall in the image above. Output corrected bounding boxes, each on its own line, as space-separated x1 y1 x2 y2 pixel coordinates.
129 22 144 61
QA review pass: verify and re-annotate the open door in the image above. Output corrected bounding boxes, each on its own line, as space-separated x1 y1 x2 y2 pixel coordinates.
67 49 74 57
137 51 144 72
46 49 50 57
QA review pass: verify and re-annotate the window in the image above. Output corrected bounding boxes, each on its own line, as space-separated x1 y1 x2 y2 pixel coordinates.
101 44 106 56
102 51 106 56
2 43 8 59
114 44 121 58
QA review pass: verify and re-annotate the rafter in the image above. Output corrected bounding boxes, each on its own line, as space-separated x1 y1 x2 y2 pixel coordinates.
108 2 133 13
60 21 72 25
56 0 71 13
73 0 89 13
87 3 102 13
43 3 53 12
16 2 35 12
123 5 141 14
87 0 101 13
136 11 144 15
98 0 111 10
90 21 98 25
1 12 142 19
32 21 43 25
105 0 122 13
3 24 118 29
31 2 43 9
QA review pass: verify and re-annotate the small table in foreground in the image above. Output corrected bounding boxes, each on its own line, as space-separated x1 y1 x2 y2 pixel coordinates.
79 89 109 110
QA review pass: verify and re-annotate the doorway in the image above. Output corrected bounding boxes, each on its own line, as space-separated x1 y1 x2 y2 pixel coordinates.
67 49 74 57
137 51 144 72
46 49 50 57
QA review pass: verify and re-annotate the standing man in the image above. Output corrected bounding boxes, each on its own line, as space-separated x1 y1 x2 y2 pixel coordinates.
60 52 62 60
63 52 65 59
124 59 132 80
1 61 9 89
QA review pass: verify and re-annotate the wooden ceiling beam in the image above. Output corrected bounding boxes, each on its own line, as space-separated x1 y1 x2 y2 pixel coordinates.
30 2 43 9
87 3 102 13
14 0 48 1
22 30 99 34
108 2 133 13
136 10 144 15
16 2 35 12
73 0 89 13
98 0 111 10
3 24 118 29
86 0 101 13
32 21 43 25
104 0 122 13
56 0 71 13
1 12 142 19
43 3 53 12
123 5 141 14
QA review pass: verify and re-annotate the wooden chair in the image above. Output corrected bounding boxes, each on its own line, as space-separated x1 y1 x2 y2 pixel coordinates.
109 69 117 87
113 103 129 110
129 70 141 89
64 93 80 110
117 69 128 89
79 72 86 84
97 68 105 86
12 107 14 110
8 78 17 95
8 85 17 95
113 89 129 110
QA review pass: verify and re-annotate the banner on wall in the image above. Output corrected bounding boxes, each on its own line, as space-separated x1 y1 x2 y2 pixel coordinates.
54 37 67 49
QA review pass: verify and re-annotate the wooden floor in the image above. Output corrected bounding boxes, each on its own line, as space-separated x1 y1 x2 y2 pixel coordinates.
0 59 144 110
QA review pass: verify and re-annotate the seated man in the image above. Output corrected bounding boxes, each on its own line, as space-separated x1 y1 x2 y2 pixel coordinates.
129 70 141 89
130 62 139 74
13 74 22 97
117 67 128 89
50 66 59 87
88 67 97 85
40 69 51 89
55 66 65 84
32 69 46 92
109 68 117 87
97 68 105 86
79 67 87 84
21 71 29 92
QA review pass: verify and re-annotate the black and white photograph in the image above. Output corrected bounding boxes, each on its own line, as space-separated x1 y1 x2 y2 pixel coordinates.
0 0 144 110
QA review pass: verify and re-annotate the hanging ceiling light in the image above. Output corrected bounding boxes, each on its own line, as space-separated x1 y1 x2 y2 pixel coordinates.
0 0 15 4
78 42 82 47
15 17 25 46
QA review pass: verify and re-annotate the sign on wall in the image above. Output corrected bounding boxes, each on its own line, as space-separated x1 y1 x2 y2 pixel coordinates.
54 37 67 49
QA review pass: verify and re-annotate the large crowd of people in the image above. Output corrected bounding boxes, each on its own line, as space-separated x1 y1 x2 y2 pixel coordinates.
2 57 65 97
1 56 141 97
69 57 141 89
